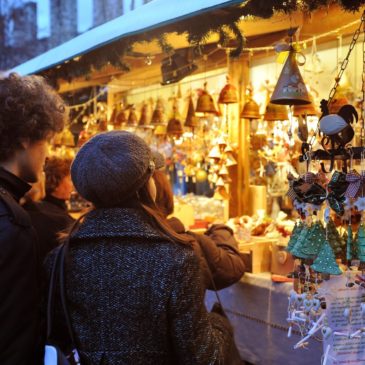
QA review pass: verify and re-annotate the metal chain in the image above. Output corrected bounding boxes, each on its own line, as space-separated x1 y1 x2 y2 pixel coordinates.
361 17 365 146
327 10 365 106
308 10 365 150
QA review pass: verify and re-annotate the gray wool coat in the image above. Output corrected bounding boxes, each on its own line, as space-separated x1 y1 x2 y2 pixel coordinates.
44 207 234 365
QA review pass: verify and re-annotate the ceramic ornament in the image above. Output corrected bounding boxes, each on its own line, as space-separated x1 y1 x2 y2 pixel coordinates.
300 221 326 257
358 224 365 261
290 225 312 259
326 219 343 257
311 241 342 275
287 221 304 253
346 225 353 262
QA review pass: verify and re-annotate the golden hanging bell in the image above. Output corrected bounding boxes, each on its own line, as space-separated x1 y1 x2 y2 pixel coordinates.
270 47 311 105
293 101 318 117
167 118 184 136
218 165 229 176
225 153 237 167
218 76 238 104
208 145 221 160
151 99 165 125
196 83 217 114
185 96 199 128
127 107 138 126
137 103 149 127
213 186 230 200
115 109 127 128
264 102 288 121
241 88 260 120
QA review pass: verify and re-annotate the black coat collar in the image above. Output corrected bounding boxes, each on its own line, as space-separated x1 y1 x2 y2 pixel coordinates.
0 167 31 202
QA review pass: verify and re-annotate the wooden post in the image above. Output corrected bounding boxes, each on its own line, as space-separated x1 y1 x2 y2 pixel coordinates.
228 54 250 217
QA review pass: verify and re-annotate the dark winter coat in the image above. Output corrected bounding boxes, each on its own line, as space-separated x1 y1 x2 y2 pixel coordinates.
24 194 75 263
0 168 42 365
168 217 245 290
44 206 234 365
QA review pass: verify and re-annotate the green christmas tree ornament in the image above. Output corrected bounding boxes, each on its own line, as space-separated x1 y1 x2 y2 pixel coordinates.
346 225 353 262
326 218 343 258
300 221 326 257
311 241 342 275
358 224 365 262
287 221 303 253
290 225 313 259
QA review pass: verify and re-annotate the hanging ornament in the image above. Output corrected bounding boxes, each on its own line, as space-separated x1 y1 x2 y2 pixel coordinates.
115 108 127 129
287 221 304 253
270 45 311 106
167 102 183 137
326 218 343 257
218 75 238 104
138 103 150 128
127 106 138 126
358 224 365 262
185 95 199 128
290 225 310 258
311 241 342 275
196 82 217 114
263 102 289 121
293 92 318 117
241 86 260 120
346 225 353 262
301 221 326 258
151 99 165 126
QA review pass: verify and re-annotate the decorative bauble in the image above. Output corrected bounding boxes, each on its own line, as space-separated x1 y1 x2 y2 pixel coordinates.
196 169 208 183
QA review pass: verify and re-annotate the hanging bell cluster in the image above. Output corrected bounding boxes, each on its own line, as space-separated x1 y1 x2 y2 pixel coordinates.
208 138 237 200
270 47 311 106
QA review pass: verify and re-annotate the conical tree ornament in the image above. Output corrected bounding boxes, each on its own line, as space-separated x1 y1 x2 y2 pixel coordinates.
301 221 326 257
311 241 342 275
358 224 365 262
346 225 353 262
326 219 343 257
270 47 310 106
352 231 359 260
287 221 303 253
290 225 312 258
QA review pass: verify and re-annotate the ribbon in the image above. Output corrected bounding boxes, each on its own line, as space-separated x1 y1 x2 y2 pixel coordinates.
286 173 299 201
328 171 348 197
345 170 365 198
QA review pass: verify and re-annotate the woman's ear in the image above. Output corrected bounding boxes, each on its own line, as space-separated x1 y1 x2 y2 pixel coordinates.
147 177 157 202
20 139 30 150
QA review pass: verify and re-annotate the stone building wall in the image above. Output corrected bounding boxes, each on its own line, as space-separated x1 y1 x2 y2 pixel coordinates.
0 0 154 70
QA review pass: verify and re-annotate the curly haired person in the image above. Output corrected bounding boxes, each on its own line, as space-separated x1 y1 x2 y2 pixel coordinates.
0 73 66 364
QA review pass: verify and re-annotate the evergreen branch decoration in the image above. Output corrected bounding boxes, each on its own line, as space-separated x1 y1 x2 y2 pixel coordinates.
40 0 365 84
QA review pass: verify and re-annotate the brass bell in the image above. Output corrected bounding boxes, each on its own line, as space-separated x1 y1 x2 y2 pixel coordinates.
208 145 221 160
264 102 288 121
115 109 127 128
127 106 138 126
213 186 230 200
241 88 260 120
196 82 217 114
293 92 318 117
270 47 311 105
167 118 184 136
218 76 238 104
328 96 349 114
151 99 165 125
138 103 150 128
185 96 199 128
225 153 237 167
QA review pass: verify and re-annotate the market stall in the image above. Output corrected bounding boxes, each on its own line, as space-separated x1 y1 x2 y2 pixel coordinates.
11 1 365 364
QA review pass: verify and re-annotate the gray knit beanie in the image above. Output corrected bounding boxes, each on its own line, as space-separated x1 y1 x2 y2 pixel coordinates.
71 131 155 207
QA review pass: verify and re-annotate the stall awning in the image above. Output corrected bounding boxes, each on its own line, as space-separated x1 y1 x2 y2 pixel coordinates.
11 0 244 76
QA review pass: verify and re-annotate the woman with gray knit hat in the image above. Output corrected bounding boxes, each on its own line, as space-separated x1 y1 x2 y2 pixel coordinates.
44 130 235 365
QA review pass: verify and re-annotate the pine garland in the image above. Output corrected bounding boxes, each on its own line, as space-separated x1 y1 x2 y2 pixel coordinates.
41 0 365 84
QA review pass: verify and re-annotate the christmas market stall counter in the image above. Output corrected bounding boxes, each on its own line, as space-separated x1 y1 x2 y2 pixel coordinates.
205 272 322 365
